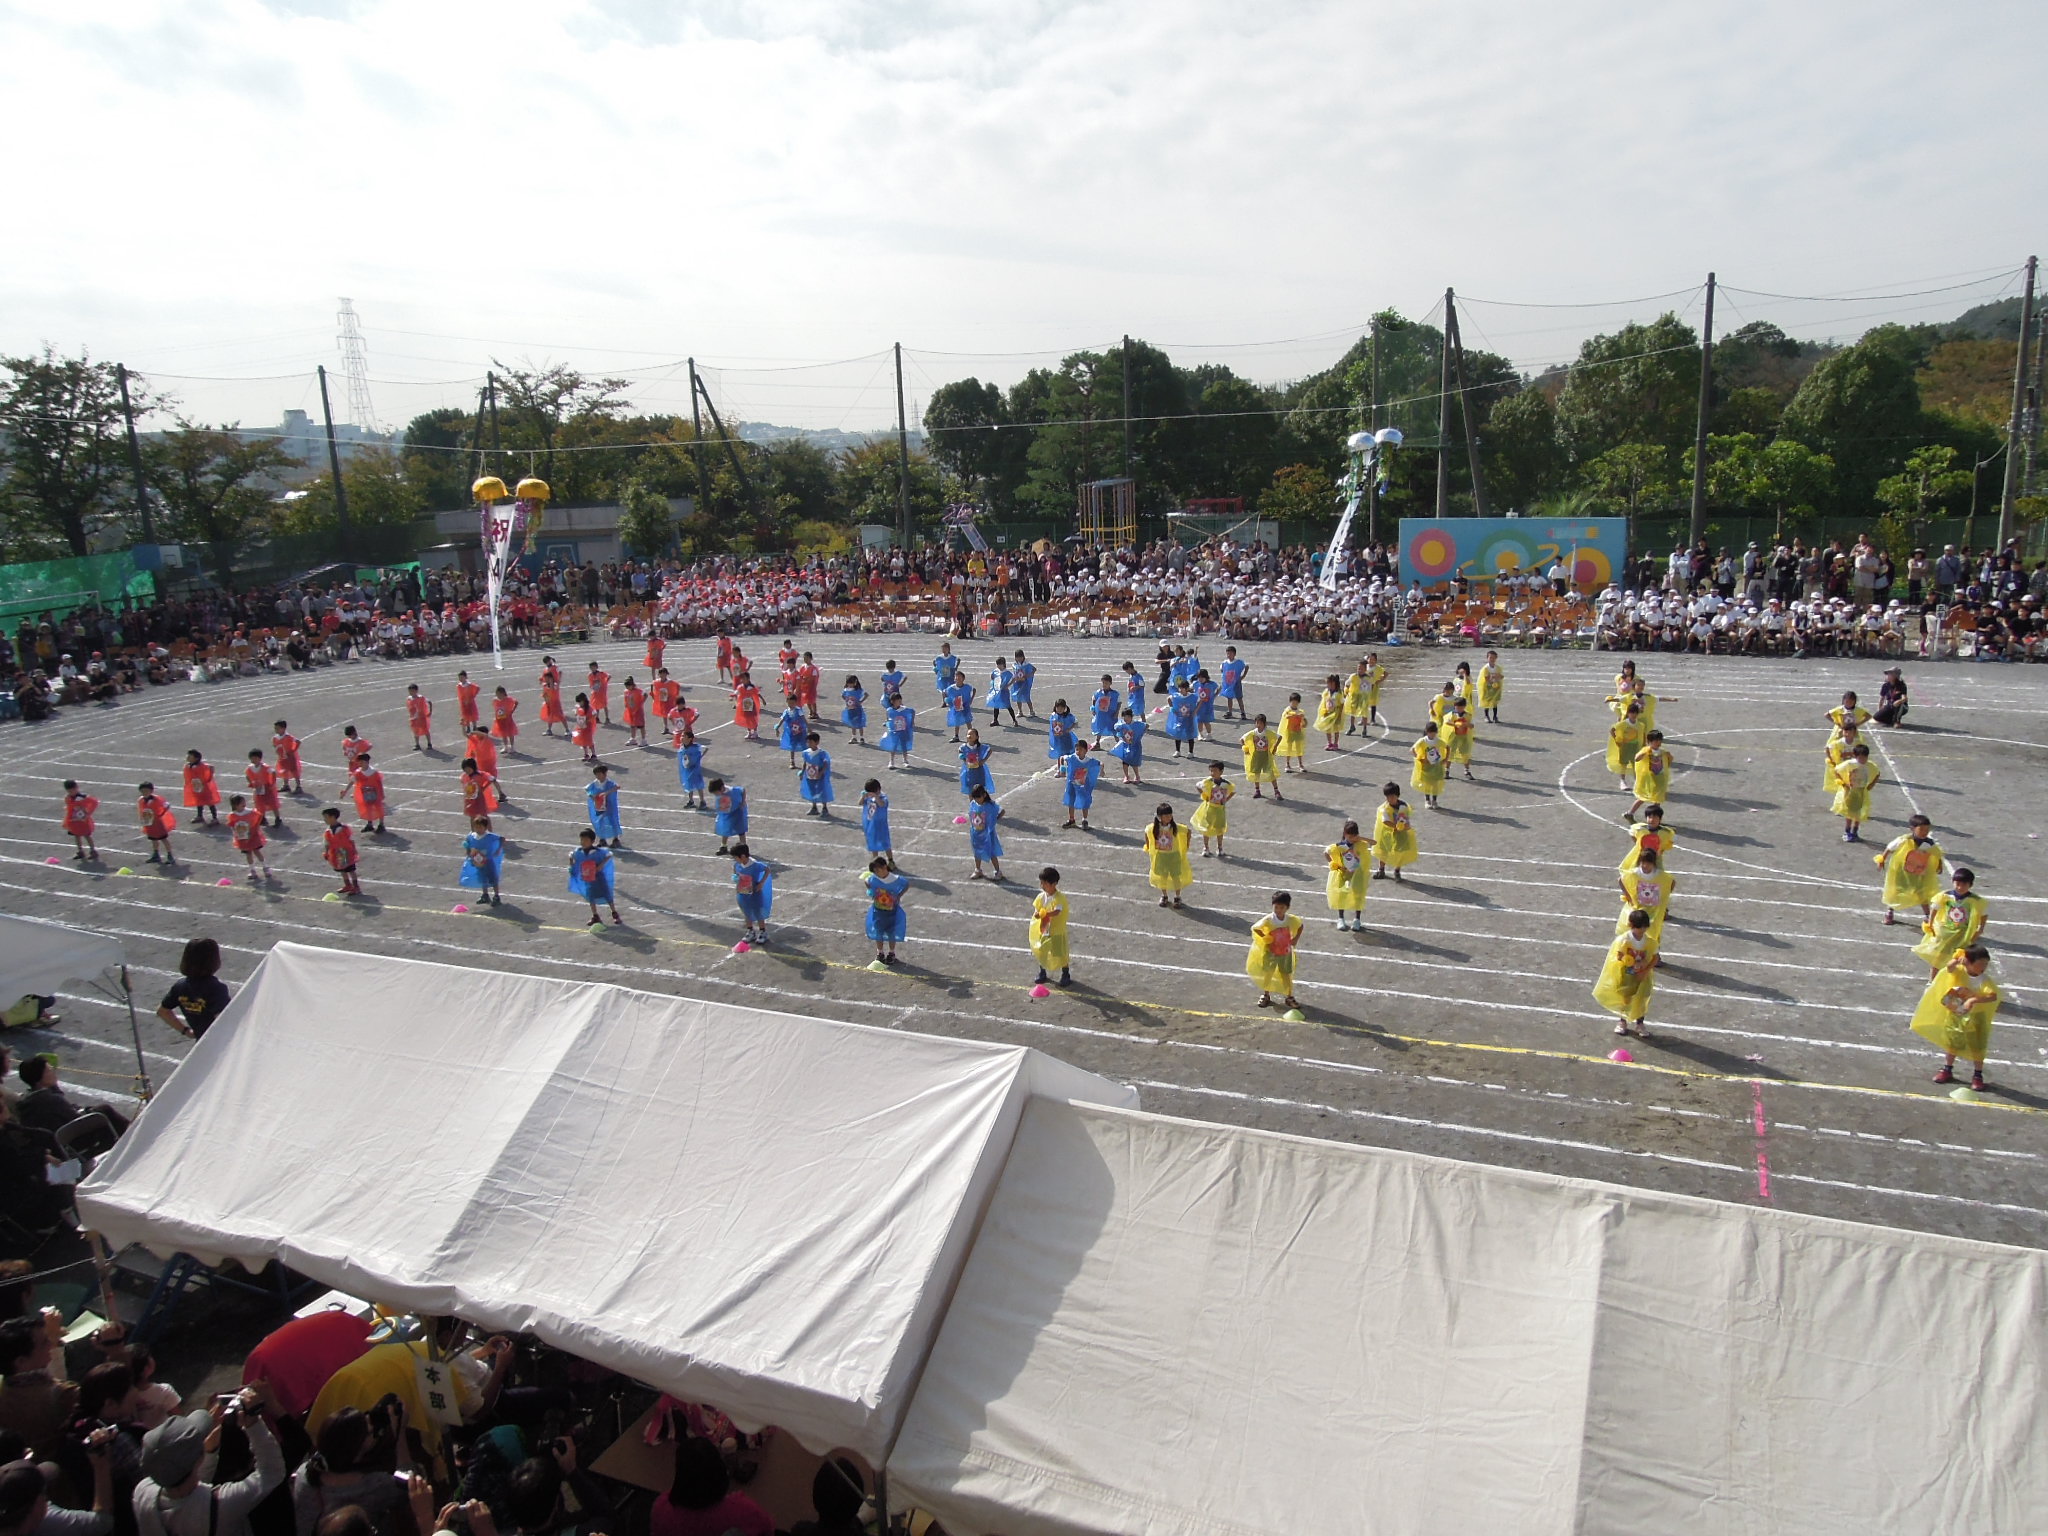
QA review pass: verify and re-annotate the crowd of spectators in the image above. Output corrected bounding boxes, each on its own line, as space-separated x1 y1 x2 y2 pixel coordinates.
1593 534 2048 658
2 531 2043 722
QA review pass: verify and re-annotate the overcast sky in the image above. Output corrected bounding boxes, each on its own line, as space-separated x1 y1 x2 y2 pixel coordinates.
2 0 2041 431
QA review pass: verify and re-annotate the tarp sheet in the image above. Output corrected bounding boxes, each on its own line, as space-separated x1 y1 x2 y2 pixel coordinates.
889 1099 2048 1536
76 944 1135 1463
0 551 154 615
0 913 123 999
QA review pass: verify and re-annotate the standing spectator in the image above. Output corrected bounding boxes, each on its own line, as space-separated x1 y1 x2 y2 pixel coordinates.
1934 545 1962 602
155 940 231 1042
132 1386 282 1536
647 1439 770 1536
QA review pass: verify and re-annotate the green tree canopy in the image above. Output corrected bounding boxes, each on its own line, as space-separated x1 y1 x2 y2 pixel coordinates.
147 422 300 581
1554 314 1701 465
0 348 150 556
1778 324 1930 512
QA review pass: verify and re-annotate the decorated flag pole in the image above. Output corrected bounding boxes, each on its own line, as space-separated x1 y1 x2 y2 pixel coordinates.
1321 428 1402 592
474 474 550 670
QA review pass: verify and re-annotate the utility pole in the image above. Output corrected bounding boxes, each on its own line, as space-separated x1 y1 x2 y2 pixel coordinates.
894 342 913 547
1435 289 1452 519
1121 334 1133 478
1998 255 2037 547
486 371 502 455
468 384 488 479
1369 318 1381 432
316 365 352 551
687 359 710 522
1688 272 1717 546
115 364 152 542
1446 290 1488 518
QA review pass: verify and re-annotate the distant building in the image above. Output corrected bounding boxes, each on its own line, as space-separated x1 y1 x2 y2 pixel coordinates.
258 410 399 485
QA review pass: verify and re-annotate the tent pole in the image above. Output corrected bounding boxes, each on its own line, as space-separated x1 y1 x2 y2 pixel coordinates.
87 1230 122 1324
874 1470 891 1533
121 966 153 1101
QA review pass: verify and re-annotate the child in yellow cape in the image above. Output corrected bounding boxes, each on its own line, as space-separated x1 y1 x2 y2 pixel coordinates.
1606 704 1645 790
1594 908 1658 1037
1874 814 1944 926
1278 695 1309 774
1192 760 1235 857
1477 649 1505 723
1345 653 1387 730
1428 681 1458 727
1247 891 1304 1012
1314 675 1346 750
1914 869 1987 968
1411 722 1447 807
1326 820 1370 930
1627 729 1670 821
1829 742 1880 842
1239 716 1283 800
1909 943 2000 1091
1606 676 1663 732
1617 848 1674 948
1144 803 1193 908
1826 690 1871 736
1373 783 1417 881
1620 803 1675 873
1444 698 1477 782
1029 866 1071 987
1822 720 1862 792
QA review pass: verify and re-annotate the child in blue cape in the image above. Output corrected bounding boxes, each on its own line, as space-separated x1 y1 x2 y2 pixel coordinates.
864 855 910 965
460 814 503 906
799 733 835 816
777 702 809 767
880 695 916 769
711 777 747 853
1046 701 1078 761
729 841 773 944
861 779 895 870
966 786 1005 881
676 727 706 808
840 676 869 744
958 730 996 798
568 827 620 925
585 764 622 848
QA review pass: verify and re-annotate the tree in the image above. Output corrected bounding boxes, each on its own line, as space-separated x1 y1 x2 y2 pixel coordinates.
1749 439 1835 536
399 407 473 510
836 439 947 533
0 348 148 556
923 378 1014 492
1258 462 1337 525
757 439 845 526
1779 325 1928 512
1876 444 1972 521
277 448 427 534
147 423 299 582
1170 375 1282 502
486 361 634 505
1554 314 1701 464
1480 387 1565 510
614 477 677 558
1582 443 1676 529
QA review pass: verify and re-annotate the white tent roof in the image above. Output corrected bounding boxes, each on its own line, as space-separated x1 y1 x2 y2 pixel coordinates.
0 913 122 999
889 1099 2048 1536
77 943 1134 1463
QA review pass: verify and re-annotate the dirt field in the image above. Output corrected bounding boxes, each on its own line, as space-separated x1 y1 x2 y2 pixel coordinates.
5 635 2044 1249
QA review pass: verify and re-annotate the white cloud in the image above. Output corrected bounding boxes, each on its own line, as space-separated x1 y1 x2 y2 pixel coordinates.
0 0 2038 430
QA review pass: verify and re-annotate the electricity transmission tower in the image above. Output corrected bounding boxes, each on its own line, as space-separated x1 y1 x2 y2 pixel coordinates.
336 298 382 432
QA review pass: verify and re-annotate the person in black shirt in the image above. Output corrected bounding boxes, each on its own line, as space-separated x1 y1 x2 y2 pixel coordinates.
154 940 230 1041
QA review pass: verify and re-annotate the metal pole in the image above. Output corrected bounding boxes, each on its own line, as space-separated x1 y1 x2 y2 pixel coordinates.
894 342 913 547
1446 292 1488 518
1370 317 1381 433
2027 280 2047 497
116 365 153 543
316 365 352 550
687 359 710 525
119 965 152 1100
1689 272 1717 545
1435 290 1451 519
1121 334 1133 479
1997 255 2036 548
487 372 502 455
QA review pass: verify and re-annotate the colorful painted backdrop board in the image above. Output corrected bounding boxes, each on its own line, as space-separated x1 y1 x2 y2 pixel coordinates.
1398 517 1628 590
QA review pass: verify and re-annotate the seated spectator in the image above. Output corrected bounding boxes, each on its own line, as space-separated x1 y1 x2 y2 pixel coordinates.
0 1316 77 1461
132 1388 282 1536
13 1061 126 1155
647 1439 769 1536
0 1108 72 1240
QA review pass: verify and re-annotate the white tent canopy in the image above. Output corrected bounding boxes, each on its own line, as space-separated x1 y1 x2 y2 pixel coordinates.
77 944 1135 1463
889 1099 2048 1536
0 912 123 999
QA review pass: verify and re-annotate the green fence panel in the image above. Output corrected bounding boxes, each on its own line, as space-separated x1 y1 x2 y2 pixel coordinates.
0 552 155 619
